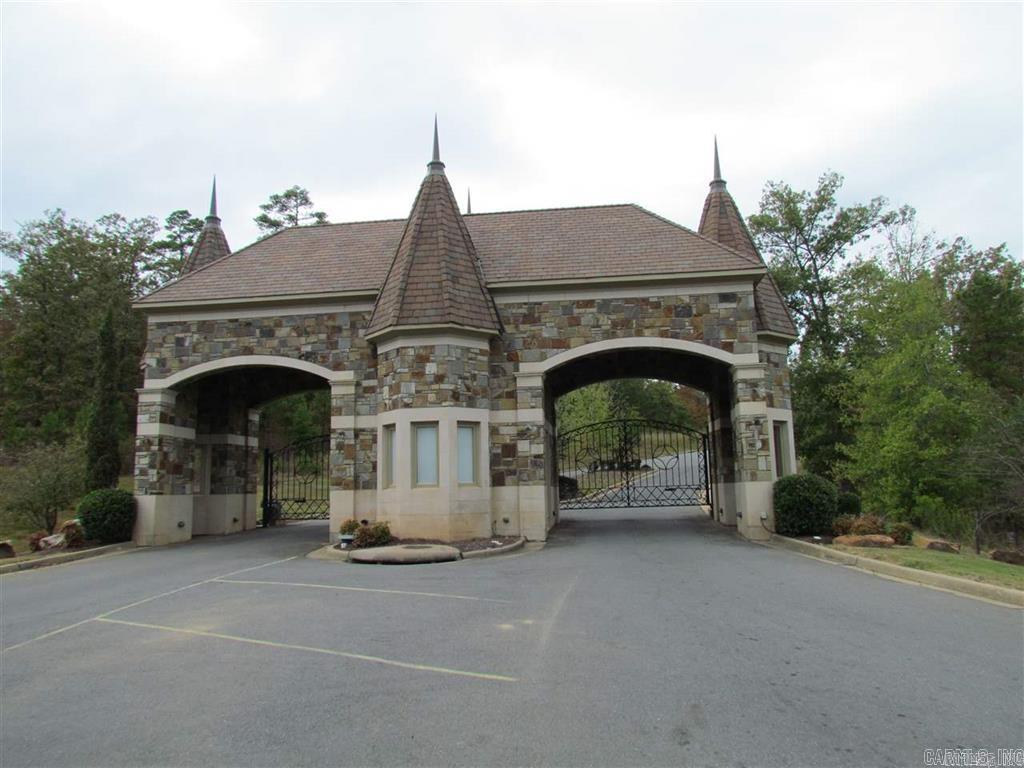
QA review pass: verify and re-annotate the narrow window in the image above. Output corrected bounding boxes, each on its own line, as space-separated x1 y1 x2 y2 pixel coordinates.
457 423 478 484
382 424 396 488
413 423 438 486
772 421 788 478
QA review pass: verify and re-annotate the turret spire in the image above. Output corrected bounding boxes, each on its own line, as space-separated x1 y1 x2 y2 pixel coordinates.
711 137 726 191
208 176 218 219
466 188 472 214
428 115 445 175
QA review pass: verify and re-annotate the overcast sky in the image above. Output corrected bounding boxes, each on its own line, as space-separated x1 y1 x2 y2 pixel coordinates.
2 2 1021 274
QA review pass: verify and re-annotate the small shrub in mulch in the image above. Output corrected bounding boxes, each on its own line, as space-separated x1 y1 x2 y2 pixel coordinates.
833 514 857 537
77 489 135 544
887 522 914 546
353 521 393 549
850 514 887 536
773 473 839 537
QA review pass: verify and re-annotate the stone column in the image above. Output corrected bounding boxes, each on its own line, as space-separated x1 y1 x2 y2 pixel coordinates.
508 371 550 541
730 361 774 540
329 373 358 539
134 387 197 546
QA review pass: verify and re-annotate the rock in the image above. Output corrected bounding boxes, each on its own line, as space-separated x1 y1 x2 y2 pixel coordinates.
926 540 960 554
0 540 15 558
991 549 1024 566
833 534 895 548
39 533 66 550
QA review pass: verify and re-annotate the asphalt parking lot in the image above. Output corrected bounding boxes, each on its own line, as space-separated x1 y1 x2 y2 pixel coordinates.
2 508 1021 767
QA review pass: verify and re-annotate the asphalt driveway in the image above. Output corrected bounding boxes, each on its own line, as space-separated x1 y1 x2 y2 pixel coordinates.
1 508 1021 767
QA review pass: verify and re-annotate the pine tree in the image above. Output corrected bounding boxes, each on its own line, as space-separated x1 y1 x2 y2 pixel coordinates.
85 308 122 490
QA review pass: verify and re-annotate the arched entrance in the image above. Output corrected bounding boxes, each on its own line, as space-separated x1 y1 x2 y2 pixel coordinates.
514 337 788 541
134 355 341 546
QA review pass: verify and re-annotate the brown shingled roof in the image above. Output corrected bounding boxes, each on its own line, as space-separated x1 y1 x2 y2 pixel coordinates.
138 203 766 306
182 217 231 273
699 183 797 338
366 169 500 335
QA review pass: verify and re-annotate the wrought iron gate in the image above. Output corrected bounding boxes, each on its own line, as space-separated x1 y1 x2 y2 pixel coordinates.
557 419 711 509
262 434 331 522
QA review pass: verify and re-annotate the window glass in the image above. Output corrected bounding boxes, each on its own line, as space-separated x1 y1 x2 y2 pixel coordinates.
414 424 438 486
382 425 396 487
772 421 787 478
457 423 477 484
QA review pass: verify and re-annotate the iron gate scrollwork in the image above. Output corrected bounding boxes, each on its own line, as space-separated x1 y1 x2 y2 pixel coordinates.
557 419 711 509
262 434 331 522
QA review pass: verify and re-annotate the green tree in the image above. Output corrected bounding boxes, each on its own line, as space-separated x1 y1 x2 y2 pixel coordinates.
152 209 204 278
748 172 889 479
85 308 122 490
0 440 86 533
254 186 328 235
0 210 157 448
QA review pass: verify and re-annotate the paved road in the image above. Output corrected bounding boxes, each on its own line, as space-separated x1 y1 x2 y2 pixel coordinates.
2 508 1021 767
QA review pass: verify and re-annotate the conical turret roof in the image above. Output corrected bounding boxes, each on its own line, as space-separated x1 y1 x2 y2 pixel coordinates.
698 141 797 338
182 177 231 273
366 122 501 337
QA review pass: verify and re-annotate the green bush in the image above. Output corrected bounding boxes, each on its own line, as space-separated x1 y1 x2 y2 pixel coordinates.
77 489 135 544
773 474 839 536
888 521 914 546
353 521 392 549
339 518 361 535
850 513 887 536
832 514 857 537
0 441 86 533
837 492 862 518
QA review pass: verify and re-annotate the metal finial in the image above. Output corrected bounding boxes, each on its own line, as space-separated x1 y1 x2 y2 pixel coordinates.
209 176 218 219
467 188 472 215
428 115 445 175
711 137 726 190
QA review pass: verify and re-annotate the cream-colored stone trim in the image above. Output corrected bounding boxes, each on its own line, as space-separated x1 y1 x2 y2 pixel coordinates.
487 268 765 291
330 415 377 430
375 331 493 354
731 363 767 380
757 341 793 356
519 337 757 375
135 289 378 312
732 401 769 417
195 433 259 448
490 279 756 304
491 408 544 424
144 355 353 389
365 324 498 345
330 380 356 396
136 389 179 405
513 372 544 389
140 301 376 323
757 330 799 344
136 423 196 440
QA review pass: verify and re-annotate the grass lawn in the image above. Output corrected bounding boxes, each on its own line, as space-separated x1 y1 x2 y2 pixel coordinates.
832 541 1024 591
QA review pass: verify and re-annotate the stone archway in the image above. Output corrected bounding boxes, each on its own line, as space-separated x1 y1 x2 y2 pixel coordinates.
134 356 346 546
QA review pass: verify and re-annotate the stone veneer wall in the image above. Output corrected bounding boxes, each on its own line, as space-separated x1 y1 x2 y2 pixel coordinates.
760 349 792 410
376 344 490 411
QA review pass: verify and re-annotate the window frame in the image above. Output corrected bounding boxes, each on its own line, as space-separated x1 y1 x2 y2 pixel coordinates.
412 422 439 487
457 422 479 485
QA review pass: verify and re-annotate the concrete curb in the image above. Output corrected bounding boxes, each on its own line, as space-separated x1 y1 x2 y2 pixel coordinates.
461 537 526 559
766 534 1024 609
0 542 136 575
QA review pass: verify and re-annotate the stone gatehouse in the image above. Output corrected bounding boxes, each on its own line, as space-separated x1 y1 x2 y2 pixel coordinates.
133 129 797 546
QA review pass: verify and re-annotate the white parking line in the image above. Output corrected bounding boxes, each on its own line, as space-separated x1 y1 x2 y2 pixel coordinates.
1 556 298 654
213 578 511 603
95 617 518 683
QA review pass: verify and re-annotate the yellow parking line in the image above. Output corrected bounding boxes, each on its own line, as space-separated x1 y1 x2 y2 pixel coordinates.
213 578 510 603
95 617 518 683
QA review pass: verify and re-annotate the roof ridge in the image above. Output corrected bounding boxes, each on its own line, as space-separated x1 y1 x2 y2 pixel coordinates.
465 202 637 218
631 202 764 268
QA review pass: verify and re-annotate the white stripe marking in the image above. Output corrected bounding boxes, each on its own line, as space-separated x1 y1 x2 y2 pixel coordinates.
213 578 510 603
95 617 518 683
